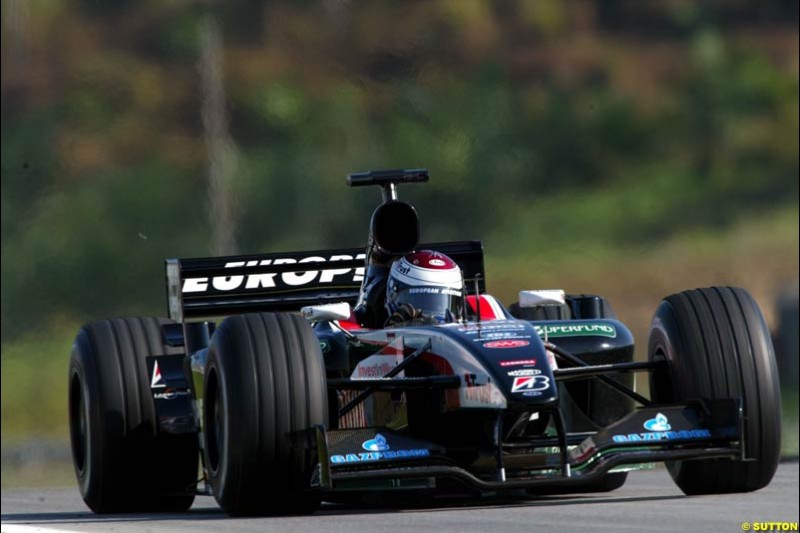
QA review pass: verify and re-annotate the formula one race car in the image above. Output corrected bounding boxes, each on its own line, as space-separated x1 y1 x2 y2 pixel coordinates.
68 169 781 515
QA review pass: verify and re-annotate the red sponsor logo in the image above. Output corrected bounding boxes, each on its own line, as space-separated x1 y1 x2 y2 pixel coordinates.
409 250 456 270
484 340 530 349
499 359 536 367
151 361 164 388
511 375 550 393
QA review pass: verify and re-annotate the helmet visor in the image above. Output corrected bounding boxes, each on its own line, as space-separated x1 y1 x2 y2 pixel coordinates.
393 286 463 321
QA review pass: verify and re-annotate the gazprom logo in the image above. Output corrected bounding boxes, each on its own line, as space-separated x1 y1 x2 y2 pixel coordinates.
612 429 711 444
644 413 671 432
328 433 430 464
362 433 390 452
612 411 714 443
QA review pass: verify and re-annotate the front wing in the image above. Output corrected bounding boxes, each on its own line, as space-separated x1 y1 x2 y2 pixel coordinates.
312 399 742 493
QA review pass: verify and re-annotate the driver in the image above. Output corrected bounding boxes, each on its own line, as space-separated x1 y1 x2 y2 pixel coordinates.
384 250 464 326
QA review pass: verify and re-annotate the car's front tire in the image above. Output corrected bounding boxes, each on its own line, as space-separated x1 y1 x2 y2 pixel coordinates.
648 286 781 494
203 312 328 516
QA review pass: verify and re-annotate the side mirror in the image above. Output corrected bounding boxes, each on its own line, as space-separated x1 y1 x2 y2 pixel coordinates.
300 302 352 322
519 289 566 308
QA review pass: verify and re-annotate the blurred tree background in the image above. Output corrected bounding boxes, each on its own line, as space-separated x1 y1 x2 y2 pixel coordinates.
1 0 798 484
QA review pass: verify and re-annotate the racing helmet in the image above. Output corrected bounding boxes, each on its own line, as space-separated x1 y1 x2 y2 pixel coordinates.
386 250 464 324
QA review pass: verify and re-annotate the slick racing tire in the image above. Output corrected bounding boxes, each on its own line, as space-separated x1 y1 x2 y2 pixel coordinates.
68 318 198 513
648 286 781 494
203 313 328 516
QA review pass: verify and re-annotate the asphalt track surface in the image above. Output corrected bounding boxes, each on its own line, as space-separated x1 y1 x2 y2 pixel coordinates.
2 463 798 533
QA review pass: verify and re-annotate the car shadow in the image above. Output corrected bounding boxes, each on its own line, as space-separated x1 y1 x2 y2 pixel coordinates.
0 491 687 524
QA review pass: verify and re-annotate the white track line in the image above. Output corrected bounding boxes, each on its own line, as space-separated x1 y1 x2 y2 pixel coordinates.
1 525 75 533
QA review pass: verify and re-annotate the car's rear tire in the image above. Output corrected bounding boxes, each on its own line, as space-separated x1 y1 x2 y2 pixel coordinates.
68 317 198 513
204 312 328 516
648 286 781 494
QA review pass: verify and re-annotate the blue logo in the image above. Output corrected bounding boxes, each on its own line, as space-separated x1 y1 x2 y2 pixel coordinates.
362 433 390 452
644 413 671 432
330 433 431 464
612 428 711 444
330 448 430 464
611 412 713 444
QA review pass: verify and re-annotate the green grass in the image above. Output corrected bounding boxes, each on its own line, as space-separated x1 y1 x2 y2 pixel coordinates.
0 324 78 446
1 323 78 488
1 322 78 443
488 205 799 351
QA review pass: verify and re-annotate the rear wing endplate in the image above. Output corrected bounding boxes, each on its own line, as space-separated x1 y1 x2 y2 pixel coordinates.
166 240 485 322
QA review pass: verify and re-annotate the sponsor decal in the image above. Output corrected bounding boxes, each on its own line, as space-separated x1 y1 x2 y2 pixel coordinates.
462 373 504 406
506 368 542 377
355 362 395 378
612 413 711 443
409 287 440 294
464 385 493 404
410 251 454 269
484 340 530 349
472 332 532 342
408 287 462 297
329 449 431 464
499 359 537 367
182 253 366 293
319 340 330 353
644 413 671 432
154 390 192 400
351 354 403 379
362 433 391 452
151 361 165 388
511 375 551 393
534 323 617 339
458 324 526 334
612 428 712 444
329 433 430 464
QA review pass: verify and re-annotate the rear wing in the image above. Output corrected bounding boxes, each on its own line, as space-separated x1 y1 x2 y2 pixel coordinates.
166 240 485 322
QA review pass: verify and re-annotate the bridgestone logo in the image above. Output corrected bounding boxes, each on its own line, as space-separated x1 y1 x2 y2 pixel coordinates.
534 323 617 339
182 254 365 293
